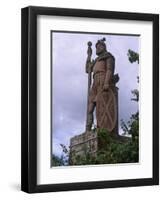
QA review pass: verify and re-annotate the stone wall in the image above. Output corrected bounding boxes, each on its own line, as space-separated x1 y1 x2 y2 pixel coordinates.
69 131 98 164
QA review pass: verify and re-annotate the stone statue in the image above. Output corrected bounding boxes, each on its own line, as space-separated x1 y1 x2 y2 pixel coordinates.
85 38 119 133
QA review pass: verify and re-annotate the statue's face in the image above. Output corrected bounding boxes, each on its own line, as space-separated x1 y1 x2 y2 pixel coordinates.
96 43 105 55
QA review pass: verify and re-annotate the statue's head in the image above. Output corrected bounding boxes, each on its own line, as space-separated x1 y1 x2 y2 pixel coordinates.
95 38 107 55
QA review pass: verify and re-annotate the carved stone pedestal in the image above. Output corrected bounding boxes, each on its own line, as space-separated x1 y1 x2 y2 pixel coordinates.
69 131 98 165
69 130 130 165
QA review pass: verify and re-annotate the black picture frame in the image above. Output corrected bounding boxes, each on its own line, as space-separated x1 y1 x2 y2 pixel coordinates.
21 6 159 193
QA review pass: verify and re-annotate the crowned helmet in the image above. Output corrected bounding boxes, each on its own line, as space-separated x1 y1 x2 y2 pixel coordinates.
95 37 107 50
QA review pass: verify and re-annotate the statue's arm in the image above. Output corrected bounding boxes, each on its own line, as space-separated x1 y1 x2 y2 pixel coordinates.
103 56 114 89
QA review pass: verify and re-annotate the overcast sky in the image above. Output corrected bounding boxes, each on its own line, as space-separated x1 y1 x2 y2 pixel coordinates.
52 31 139 156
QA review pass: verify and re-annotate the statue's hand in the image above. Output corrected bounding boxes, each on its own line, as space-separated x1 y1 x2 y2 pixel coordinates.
86 61 94 73
103 84 109 91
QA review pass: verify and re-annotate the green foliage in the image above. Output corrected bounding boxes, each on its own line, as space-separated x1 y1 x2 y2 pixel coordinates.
131 89 139 102
70 127 139 165
120 119 129 135
121 112 139 136
51 155 66 166
97 127 138 163
128 49 139 64
51 144 69 166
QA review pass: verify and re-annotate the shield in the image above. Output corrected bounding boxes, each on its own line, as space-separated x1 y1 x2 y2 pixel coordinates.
96 88 117 132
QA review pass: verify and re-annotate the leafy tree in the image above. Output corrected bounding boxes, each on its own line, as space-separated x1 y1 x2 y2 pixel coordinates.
128 49 139 102
127 49 139 64
51 155 65 166
51 144 69 166
131 89 139 102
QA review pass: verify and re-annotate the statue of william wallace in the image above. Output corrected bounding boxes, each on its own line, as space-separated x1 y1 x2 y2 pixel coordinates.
85 38 119 134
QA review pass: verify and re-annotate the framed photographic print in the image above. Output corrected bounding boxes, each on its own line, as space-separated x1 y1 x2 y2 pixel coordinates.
21 6 159 193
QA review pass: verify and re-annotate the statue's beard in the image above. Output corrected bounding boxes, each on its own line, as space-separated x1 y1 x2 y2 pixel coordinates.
96 49 106 56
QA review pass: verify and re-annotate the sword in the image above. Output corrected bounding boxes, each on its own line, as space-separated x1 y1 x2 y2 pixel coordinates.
85 41 93 131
